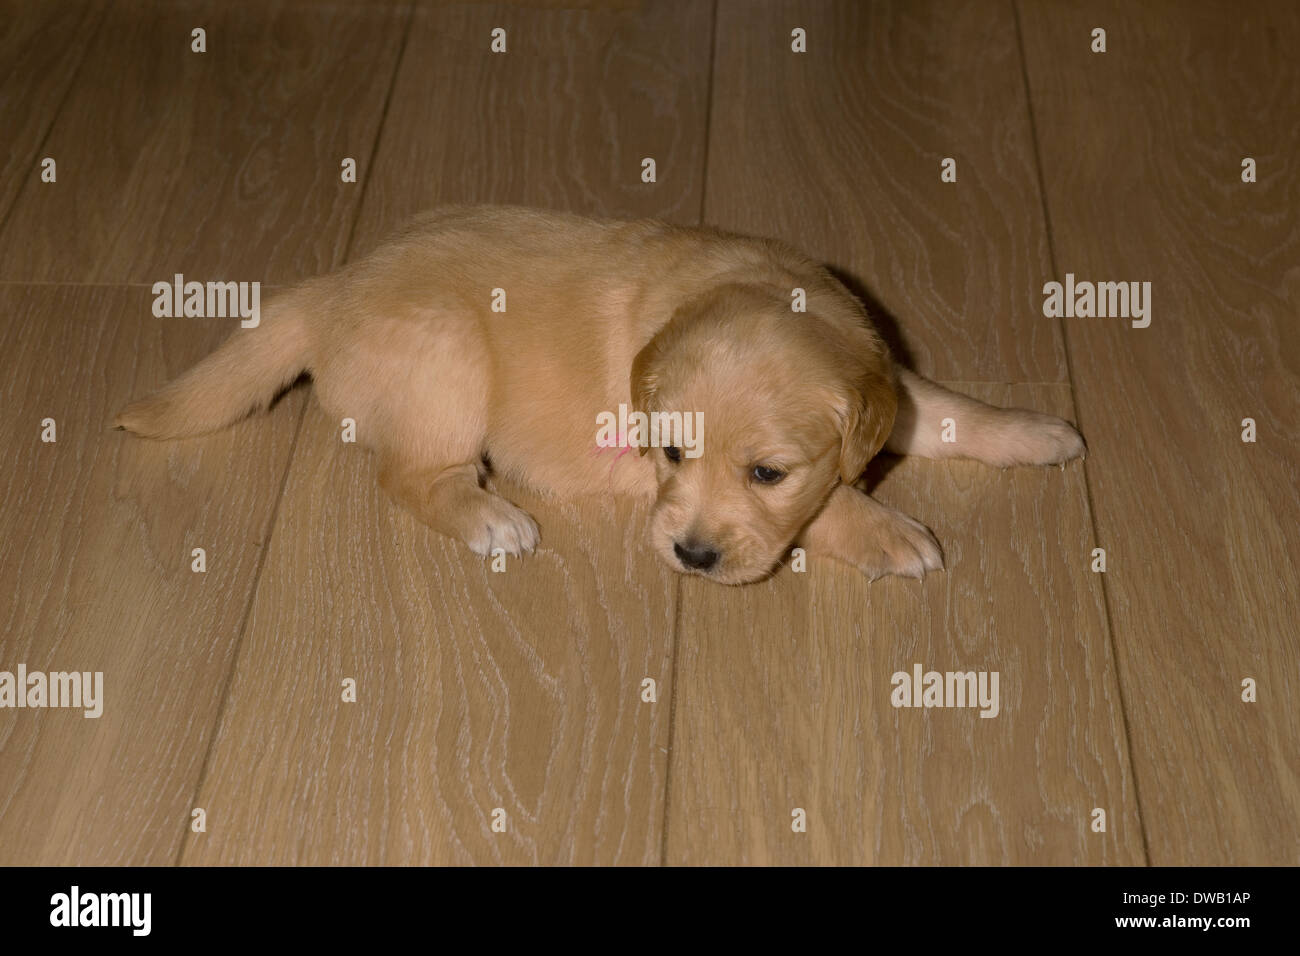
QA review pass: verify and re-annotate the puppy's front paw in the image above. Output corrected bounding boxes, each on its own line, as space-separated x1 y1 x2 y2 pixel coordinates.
856 510 945 582
802 487 945 582
462 496 539 558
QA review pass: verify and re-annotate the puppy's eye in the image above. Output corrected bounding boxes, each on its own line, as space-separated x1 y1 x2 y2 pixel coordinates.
664 446 682 463
751 465 785 484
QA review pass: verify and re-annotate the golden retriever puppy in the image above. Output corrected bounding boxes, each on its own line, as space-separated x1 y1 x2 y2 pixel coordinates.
116 205 1083 585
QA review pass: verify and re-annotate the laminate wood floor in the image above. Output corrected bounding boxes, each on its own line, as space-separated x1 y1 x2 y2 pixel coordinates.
1 0 1294 865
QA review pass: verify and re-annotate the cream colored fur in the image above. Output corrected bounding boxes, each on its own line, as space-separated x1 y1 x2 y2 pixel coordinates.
116 205 1084 584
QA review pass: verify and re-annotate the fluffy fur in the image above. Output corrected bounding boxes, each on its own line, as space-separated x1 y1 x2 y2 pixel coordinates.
116 205 1084 584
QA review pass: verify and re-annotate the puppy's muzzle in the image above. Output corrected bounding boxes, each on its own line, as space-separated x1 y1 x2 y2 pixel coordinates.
673 539 719 572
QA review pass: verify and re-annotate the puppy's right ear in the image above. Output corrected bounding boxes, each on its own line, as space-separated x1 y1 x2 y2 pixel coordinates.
835 361 897 483
629 336 663 457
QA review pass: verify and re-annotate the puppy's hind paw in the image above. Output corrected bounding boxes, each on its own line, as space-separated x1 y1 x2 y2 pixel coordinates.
1000 411 1086 467
1031 415 1086 465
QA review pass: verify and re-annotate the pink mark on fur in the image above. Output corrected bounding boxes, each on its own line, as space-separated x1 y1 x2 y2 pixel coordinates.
592 429 626 455
593 430 633 482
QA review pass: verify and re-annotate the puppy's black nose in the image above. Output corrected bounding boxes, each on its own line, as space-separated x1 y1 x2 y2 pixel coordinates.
674 540 719 571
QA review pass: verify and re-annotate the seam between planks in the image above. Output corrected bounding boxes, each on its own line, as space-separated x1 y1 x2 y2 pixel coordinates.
658 573 686 866
1011 0 1152 867
172 0 417 867
172 401 307 866
661 0 720 867
693 0 721 229
0 1 110 241
339 0 417 264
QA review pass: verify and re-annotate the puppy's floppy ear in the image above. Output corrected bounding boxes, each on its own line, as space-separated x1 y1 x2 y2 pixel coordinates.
835 354 898 483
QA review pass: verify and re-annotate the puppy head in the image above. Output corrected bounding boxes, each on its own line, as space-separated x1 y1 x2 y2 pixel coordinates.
631 283 896 584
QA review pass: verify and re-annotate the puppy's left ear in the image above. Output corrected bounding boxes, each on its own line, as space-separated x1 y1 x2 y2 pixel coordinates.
836 356 898 483
630 336 663 457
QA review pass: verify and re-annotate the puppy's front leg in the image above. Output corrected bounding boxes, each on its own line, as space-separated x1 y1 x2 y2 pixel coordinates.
800 485 944 581
379 458 539 558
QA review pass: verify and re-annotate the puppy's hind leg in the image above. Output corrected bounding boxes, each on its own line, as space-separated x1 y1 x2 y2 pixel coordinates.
331 298 538 558
886 368 1085 467
380 458 539 558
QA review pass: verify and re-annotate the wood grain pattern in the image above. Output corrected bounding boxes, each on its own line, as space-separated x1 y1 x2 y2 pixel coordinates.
0 0 409 284
704 0 1067 383
666 385 1141 864
178 1 713 865
179 415 677 865
1018 0 1300 864
2 0 1296 868
0 0 105 224
0 285 305 864
347 0 713 254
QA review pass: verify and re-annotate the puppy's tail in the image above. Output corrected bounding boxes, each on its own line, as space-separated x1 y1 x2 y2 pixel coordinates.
114 286 315 439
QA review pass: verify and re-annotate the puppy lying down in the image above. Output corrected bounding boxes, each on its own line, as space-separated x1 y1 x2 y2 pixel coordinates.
116 205 1084 585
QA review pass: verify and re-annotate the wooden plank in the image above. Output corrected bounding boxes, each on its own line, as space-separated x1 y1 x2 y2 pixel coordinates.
0 285 306 864
0 0 106 224
179 414 678 865
180 0 713 865
347 0 712 253
0 0 409 284
702 0 1067 382
665 0 1137 865
666 385 1141 864
1018 0 1300 864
